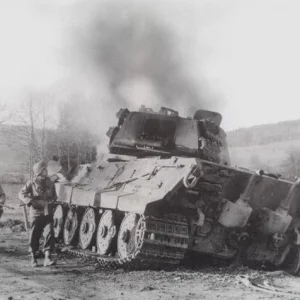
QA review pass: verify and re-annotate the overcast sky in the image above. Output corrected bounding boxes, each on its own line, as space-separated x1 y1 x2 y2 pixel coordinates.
0 0 299 131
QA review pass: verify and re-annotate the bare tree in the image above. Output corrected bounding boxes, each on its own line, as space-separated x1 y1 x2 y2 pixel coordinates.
1 93 98 178
0 100 11 125
4 96 42 177
36 96 55 160
40 102 47 158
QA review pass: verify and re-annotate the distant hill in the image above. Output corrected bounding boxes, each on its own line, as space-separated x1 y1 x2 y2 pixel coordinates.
227 119 300 147
227 119 300 178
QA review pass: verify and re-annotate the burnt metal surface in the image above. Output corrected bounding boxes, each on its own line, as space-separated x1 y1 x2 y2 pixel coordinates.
108 109 230 165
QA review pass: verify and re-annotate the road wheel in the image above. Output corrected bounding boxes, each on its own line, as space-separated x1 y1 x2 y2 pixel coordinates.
53 205 66 242
79 207 98 249
117 213 140 259
96 210 119 255
63 207 81 246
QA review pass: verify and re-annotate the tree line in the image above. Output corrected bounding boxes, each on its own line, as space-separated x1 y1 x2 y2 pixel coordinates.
0 96 100 179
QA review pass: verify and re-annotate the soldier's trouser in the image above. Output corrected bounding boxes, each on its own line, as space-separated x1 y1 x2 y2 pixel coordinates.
29 215 54 254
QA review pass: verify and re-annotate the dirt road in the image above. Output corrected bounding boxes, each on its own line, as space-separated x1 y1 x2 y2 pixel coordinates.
1 184 300 300
1 228 300 300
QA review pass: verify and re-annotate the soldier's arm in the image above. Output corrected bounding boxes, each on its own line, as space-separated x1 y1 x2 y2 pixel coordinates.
52 183 58 202
48 179 58 202
18 181 33 205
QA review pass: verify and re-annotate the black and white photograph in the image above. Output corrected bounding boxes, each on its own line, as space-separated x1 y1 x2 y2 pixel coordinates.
1 0 300 299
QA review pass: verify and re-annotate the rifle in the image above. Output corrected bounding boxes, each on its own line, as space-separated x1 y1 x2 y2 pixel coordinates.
19 203 29 232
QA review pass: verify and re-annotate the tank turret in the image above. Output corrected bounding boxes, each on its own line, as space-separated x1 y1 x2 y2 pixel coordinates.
107 106 230 166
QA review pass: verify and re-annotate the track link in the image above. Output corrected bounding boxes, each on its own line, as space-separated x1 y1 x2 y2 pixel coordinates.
59 215 189 270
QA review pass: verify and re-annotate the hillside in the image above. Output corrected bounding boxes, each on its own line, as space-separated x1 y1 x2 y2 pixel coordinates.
227 118 300 178
227 119 300 147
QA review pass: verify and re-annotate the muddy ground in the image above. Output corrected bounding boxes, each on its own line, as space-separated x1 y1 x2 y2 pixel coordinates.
1 184 300 300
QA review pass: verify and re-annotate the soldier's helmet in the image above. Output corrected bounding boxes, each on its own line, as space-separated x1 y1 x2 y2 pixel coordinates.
33 161 47 176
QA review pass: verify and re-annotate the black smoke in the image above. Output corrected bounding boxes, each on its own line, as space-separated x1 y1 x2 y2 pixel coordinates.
66 0 221 115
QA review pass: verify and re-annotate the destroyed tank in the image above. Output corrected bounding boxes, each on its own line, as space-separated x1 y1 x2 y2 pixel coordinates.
51 106 300 274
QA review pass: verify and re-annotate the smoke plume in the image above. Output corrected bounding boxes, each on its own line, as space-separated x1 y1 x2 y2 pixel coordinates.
65 0 220 117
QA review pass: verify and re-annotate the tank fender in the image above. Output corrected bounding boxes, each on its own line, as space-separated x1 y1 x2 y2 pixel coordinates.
70 188 101 206
255 179 300 235
117 193 149 214
218 173 261 228
256 207 292 235
69 187 150 213
218 199 252 228
99 190 123 209
55 183 73 204
99 191 149 213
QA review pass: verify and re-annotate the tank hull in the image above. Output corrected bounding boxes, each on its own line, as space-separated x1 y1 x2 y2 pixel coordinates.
51 155 300 272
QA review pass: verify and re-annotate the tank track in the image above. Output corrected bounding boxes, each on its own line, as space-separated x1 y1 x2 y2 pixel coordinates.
58 215 189 270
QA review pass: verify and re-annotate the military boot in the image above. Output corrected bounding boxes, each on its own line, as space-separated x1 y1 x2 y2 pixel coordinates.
31 252 38 267
43 250 56 267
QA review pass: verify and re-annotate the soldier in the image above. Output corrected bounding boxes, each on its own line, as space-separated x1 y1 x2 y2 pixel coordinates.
19 161 57 267
0 184 6 220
